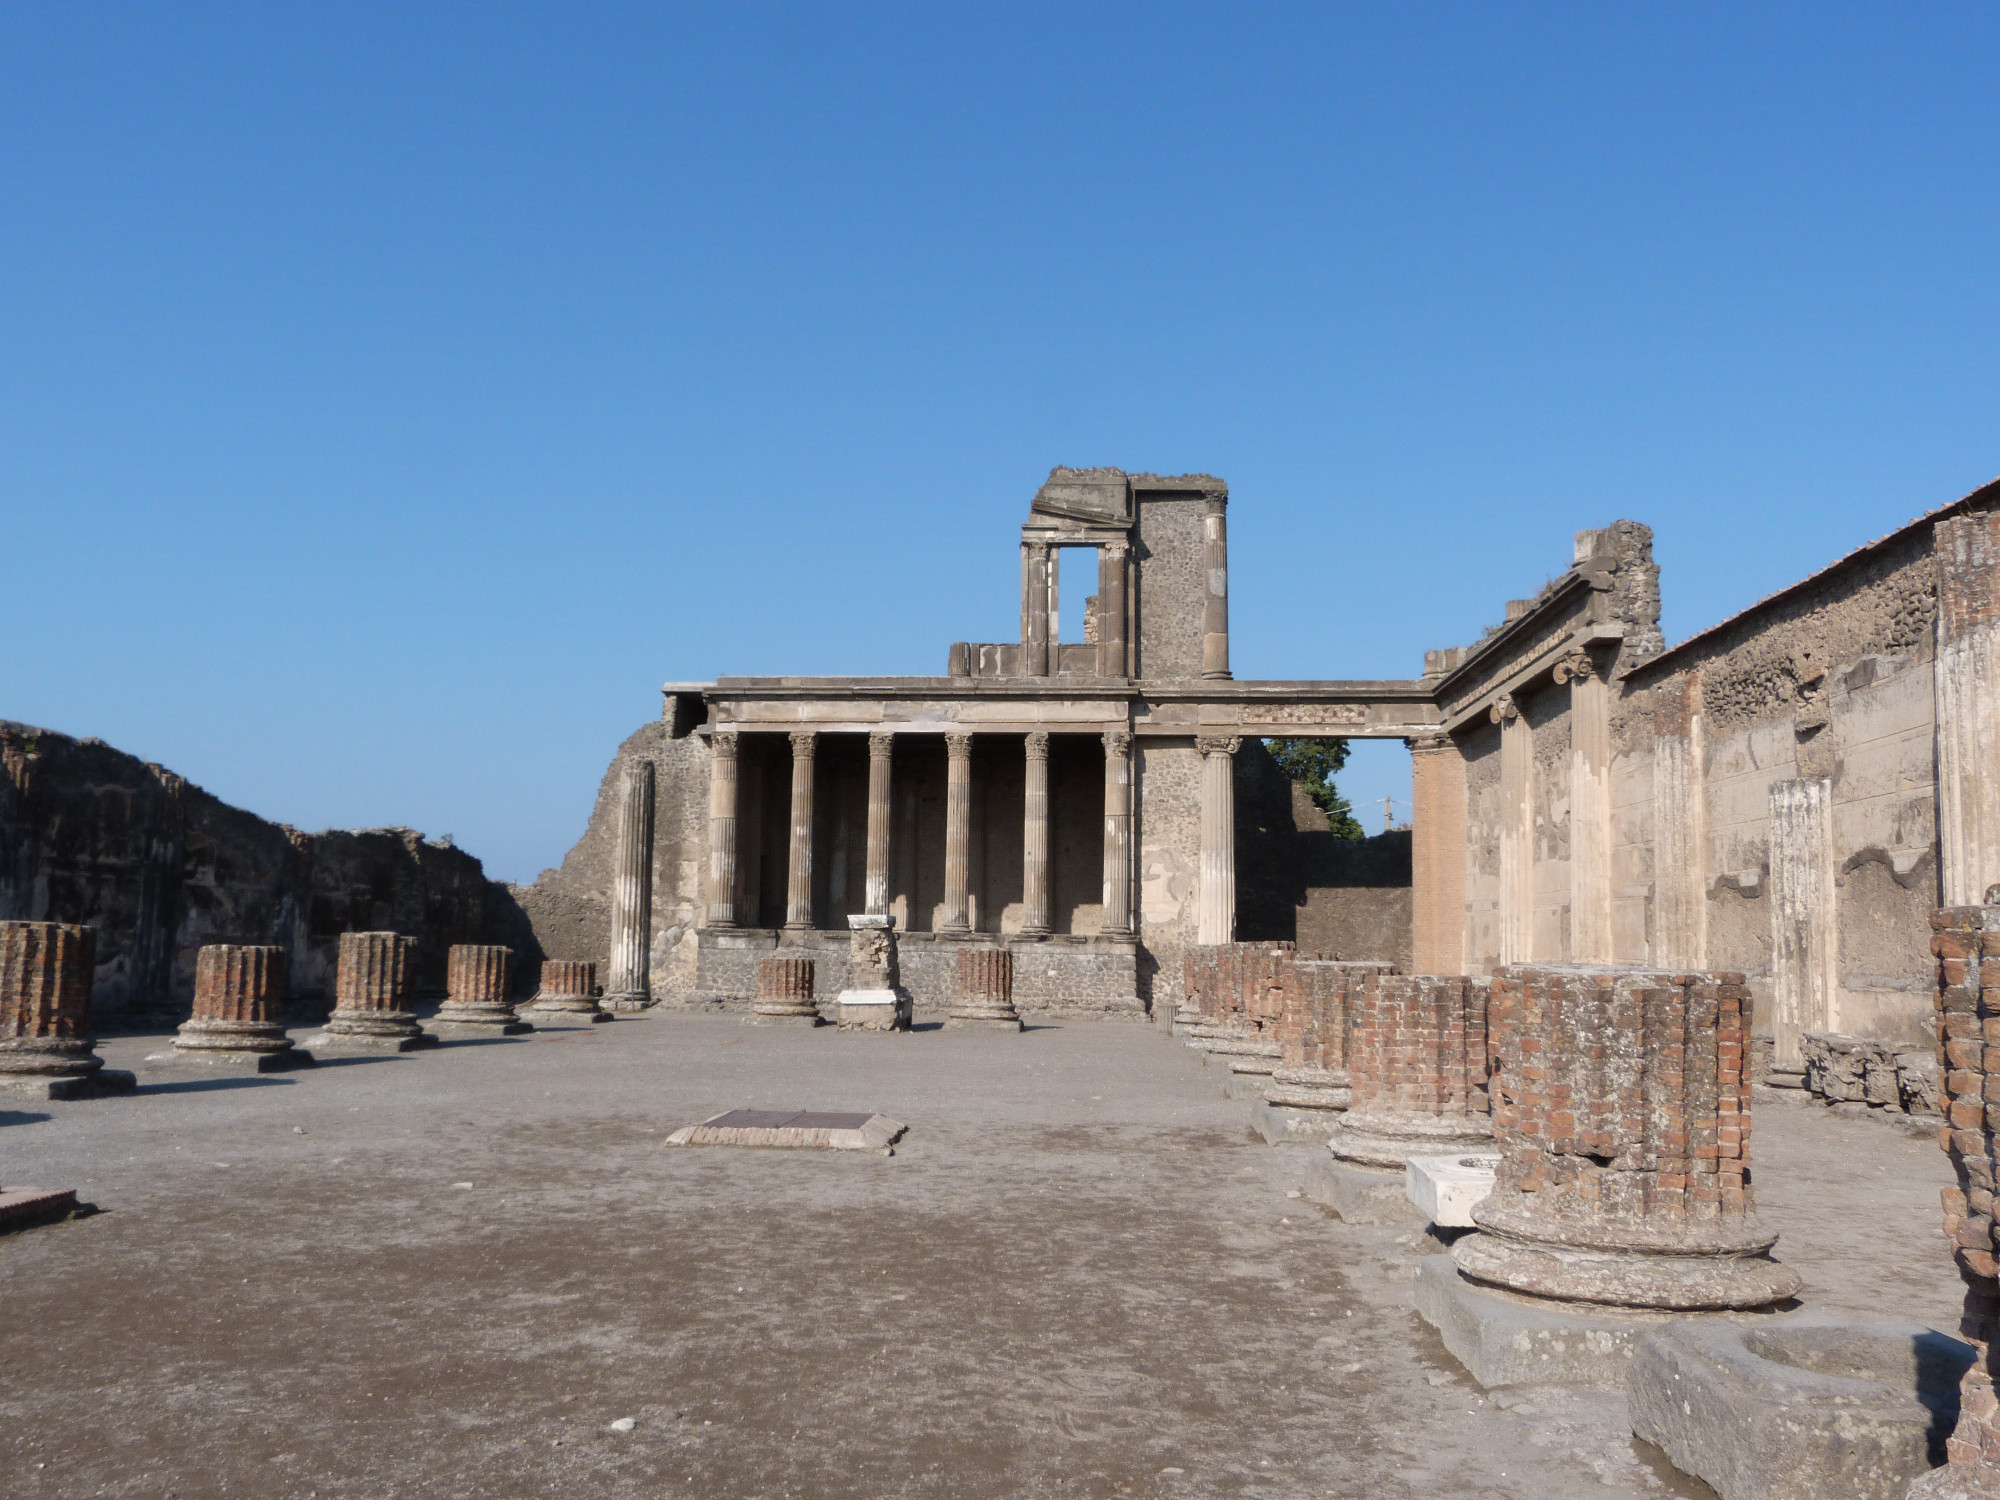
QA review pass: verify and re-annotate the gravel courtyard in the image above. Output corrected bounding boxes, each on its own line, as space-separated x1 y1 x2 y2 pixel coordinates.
0 1011 1961 1500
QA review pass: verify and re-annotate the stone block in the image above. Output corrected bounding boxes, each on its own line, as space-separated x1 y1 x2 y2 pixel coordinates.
834 992 910 1032
1406 1152 1499 1228
1250 1099 1343 1146
1628 1319 1972 1500
1415 1254 1680 1387
144 1045 314 1071
0 1186 80 1233
1301 1149 1423 1224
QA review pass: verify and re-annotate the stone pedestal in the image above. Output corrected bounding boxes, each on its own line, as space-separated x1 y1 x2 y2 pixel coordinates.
834 915 911 1031
434 945 529 1035
751 956 820 1026
1329 973 1493 1168
527 959 611 1023
949 946 1021 1030
604 758 655 1010
0 921 136 1098
1449 964 1798 1313
153 944 313 1070
305 932 438 1052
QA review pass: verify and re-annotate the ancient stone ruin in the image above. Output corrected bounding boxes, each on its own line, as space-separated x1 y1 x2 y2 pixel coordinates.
0 920 135 1098
159 944 313 1070
529 959 609 1023
949 945 1022 1030
751 955 818 1026
434 945 529 1035
307 931 439 1052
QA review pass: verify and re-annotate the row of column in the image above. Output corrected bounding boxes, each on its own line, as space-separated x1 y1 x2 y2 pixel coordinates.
1020 542 1138 679
705 729 1146 936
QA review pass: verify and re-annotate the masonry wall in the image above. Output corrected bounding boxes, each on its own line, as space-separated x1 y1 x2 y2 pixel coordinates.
1135 497 1207 680
1137 739 1202 1011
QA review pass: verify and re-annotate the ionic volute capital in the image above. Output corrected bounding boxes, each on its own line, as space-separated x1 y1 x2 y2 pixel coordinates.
1490 694 1519 726
1553 648 1598 686
1195 734 1241 758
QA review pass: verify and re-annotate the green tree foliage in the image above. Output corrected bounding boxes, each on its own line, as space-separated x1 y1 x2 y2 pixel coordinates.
1265 737 1366 840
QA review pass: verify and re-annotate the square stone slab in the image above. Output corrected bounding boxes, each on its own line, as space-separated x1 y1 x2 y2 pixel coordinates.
665 1110 906 1152
0 1186 79 1233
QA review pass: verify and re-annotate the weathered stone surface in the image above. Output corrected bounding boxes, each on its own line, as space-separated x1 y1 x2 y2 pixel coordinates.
1416 1254 1681 1387
1628 1318 1971 1500
434 944 529 1035
665 1110 905 1152
0 921 135 1096
750 955 820 1026
0 1185 81 1234
603 757 655 1010
949 946 1021 1031
1300 1149 1424 1225
528 958 610 1023
834 915 911 1031
1406 1152 1498 1228
160 944 314 1069
1802 1029 1942 1117
1330 971 1493 1167
305 932 438 1051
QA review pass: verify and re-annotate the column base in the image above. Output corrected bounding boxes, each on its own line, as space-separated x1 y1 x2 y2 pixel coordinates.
301 1030 439 1053
146 1044 316 1071
0 1070 138 1100
432 1020 533 1038
833 988 913 1031
745 1012 823 1028
602 995 655 1013
525 1000 612 1023
1327 1110 1494 1169
946 1008 1023 1031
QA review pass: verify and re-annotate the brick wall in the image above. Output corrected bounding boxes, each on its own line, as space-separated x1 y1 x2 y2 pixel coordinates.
1347 973 1491 1121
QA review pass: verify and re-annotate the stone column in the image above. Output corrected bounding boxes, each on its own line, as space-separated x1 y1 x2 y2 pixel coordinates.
1408 732 1467 975
1021 732 1051 936
1097 542 1130 678
1494 694 1533 965
434 944 528 1035
1558 649 1614 963
1329 973 1494 1166
1452 963 1799 1310
865 732 894 916
752 955 820 1026
1023 543 1051 676
706 731 740 928
941 731 974 933
161 944 313 1068
1201 496 1230 680
605 757 655 1009
949 945 1022 1030
528 958 611 1023
1196 735 1240 945
1769 778 1836 1076
0 921 135 1098
1101 730 1133 935
1651 672 1708 969
833 914 913 1030
309 932 439 1051
1267 958 1393 1119
1937 512 2000 906
784 731 817 931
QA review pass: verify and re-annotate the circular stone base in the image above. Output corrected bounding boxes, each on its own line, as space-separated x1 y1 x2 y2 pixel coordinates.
1454 1206 1802 1311
0 1042 104 1079
172 1022 293 1055
946 1011 1024 1030
1330 1112 1495 1169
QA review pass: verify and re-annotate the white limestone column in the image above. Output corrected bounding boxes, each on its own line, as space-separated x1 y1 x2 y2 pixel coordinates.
1201 498 1230 680
1196 735 1239 944
1559 649 1614 963
1651 673 1708 968
1097 542 1130 679
1494 694 1533 965
1769 777 1836 1074
1101 730 1133 935
1936 512 2000 905
1021 732 1052 935
705 731 739 928
605 757 655 1006
864 732 893 917
783 731 816 931
941 731 973 933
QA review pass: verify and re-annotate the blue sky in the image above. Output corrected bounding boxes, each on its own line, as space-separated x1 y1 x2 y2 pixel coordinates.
5 3 1996 880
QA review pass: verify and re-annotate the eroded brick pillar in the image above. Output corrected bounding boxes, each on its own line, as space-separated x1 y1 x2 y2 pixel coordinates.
312 932 439 1051
1181 941 1290 1076
605 758 655 1009
167 944 313 1068
1454 964 1798 1310
0 922 134 1095
529 958 610 1023
1266 958 1396 1112
752 955 819 1026
435 945 528 1034
1329 972 1492 1165
949 945 1021 1030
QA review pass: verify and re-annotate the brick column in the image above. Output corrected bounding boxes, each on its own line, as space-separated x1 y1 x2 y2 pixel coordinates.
1096 542 1130 678
1559 649 1613 962
166 944 313 1067
528 958 610 1023
1494 694 1532 964
941 732 974 933
784 731 817 931
864 732 893 916
605 757 655 1008
1918 905 2000 1495
1101 730 1133 935
1267 958 1395 1112
949 945 1022 1030
1408 733 1467 976
1201 497 1230 680
0 921 134 1096
1021 732 1051 936
752 955 820 1026
1937 512 2000 906
310 932 439 1051
706 731 739 928
1196 735 1239 945
1455 964 1798 1310
1769 777 1836 1076
435 945 528 1035
1329 972 1493 1165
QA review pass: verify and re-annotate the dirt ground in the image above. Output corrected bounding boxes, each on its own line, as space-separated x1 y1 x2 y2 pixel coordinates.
0 1011 1963 1500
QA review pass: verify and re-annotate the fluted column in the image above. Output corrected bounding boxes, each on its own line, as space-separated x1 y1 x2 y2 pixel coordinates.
865 732 894 916
1559 649 1613 963
0 921 134 1096
706 731 739 928
942 731 974 933
1102 730 1133 934
435 944 528 1035
1494 694 1532 965
1023 544 1051 676
528 958 610 1022
784 731 817 931
310 932 439 1051
606 757 655 1007
1197 736 1239 944
1021 732 1051 936
1097 541 1130 678
165 944 313 1067
1201 497 1230 680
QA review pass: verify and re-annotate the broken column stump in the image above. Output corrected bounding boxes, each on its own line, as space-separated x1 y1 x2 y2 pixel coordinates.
0 921 136 1099
433 945 529 1036
527 959 611 1023
833 915 911 1031
304 932 439 1052
153 944 313 1070
948 946 1022 1030
750 956 820 1027
1417 964 1799 1388
1180 943 1286 1087
1254 958 1387 1145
